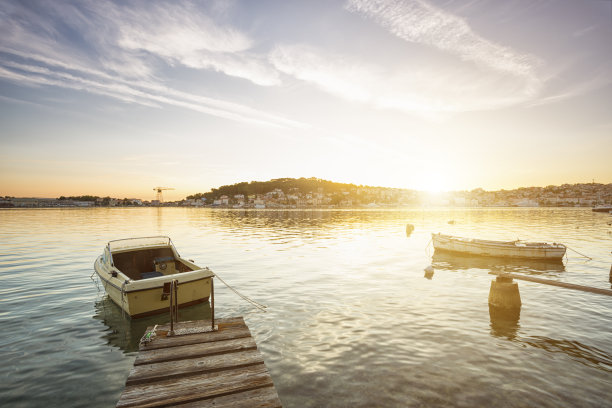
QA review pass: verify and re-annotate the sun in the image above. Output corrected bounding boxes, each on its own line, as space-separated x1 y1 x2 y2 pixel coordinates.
414 171 453 193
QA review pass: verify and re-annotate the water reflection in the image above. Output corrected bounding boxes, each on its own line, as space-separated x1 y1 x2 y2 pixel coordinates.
431 251 565 276
488 303 612 372
92 296 211 352
187 208 418 234
489 305 521 339
522 336 612 373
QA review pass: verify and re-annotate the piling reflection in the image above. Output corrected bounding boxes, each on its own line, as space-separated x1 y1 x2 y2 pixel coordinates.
488 305 521 339
92 296 211 352
431 251 565 276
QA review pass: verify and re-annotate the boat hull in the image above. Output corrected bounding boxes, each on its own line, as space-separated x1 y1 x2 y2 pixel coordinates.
592 206 612 213
432 234 566 261
94 256 212 318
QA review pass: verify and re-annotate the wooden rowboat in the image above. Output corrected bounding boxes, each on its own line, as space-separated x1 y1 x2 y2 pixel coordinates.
432 233 566 261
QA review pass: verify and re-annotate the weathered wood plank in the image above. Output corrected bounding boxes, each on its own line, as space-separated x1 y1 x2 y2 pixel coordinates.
126 349 264 386
172 385 282 408
118 317 282 407
134 337 257 366
117 363 273 408
141 325 252 351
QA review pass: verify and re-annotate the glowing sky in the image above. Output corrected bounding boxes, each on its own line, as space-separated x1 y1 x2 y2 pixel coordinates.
1 0 611 200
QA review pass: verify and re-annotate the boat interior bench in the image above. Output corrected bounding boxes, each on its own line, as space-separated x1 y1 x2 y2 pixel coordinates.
140 271 164 279
112 248 194 280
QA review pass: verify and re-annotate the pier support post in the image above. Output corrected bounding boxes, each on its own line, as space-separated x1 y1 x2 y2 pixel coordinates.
488 275 521 309
609 264 611 284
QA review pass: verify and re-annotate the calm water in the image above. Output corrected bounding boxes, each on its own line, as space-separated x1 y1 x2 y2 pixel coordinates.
1 208 611 407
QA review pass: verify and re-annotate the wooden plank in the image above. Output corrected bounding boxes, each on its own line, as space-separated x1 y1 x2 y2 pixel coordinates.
141 325 252 351
126 349 264 386
134 336 257 366
118 317 282 407
490 272 612 296
172 385 282 408
117 363 273 408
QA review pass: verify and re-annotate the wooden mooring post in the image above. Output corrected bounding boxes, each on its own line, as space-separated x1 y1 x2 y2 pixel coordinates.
116 317 282 407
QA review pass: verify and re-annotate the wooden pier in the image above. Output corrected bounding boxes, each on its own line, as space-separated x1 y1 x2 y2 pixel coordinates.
116 317 282 408
489 271 612 296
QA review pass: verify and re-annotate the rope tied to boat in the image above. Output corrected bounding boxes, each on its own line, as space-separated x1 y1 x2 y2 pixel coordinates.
565 245 593 260
425 237 433 257
211 269 268 312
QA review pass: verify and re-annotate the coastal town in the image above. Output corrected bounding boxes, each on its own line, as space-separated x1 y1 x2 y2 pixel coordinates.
2 179 611 209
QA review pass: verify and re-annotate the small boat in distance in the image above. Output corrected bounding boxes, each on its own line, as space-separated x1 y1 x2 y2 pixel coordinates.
94 236 214 318
432 233 566 261
592 206 612 213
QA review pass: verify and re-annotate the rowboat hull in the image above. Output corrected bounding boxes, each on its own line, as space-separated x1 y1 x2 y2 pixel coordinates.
592 206 612 213
432 233 566 261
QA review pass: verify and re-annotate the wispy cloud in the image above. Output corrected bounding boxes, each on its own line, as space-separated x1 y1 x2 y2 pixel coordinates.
270 43 539 116
345 0 541 78
0 52 302 128
265 0 546 116
115 2 280 86
0 0 291 126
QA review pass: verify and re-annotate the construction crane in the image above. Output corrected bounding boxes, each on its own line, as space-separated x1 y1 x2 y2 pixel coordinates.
153 187 175 204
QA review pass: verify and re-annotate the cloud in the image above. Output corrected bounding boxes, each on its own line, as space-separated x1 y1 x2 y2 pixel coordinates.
0 54 302 128
270 44 539 115
265 0 545 116
115 2 280 86
270 45 379 104
0 0 292 126
345 0 541 78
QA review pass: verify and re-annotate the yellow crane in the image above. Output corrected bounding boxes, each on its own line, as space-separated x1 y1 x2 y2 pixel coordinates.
153 187 175 204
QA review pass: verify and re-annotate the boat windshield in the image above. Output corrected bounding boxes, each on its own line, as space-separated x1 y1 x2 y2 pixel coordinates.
108 236 171 252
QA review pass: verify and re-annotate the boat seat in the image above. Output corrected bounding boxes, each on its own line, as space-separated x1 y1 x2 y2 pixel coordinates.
153 256 175 265
153 256 177 274
141 271 164 279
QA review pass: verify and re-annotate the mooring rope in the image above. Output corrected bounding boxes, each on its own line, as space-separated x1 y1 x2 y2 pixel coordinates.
425 237 433 257
565 245 593 260
140 324 158 346
211 270 268 312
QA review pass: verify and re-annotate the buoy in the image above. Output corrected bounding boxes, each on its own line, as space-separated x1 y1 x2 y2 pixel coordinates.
488 275 521 309
424 265 434 279
448 220 455 224
406 223 414 236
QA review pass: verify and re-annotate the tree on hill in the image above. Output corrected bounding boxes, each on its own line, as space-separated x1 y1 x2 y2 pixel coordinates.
186 177 368 201
57 195 99 201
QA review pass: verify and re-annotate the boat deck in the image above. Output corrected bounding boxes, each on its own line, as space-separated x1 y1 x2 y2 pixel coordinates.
116 317 282 408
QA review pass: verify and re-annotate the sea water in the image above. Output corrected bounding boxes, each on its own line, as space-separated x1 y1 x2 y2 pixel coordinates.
1 207 611 407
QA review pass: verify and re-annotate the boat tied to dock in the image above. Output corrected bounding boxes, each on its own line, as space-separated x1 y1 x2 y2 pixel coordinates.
94 236 214 318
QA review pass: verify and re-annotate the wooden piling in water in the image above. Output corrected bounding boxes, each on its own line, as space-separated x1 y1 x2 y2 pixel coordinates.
488 275 521 309
116 317 282 408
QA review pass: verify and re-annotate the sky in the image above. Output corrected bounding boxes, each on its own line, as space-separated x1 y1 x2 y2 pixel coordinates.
1 0 611 200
